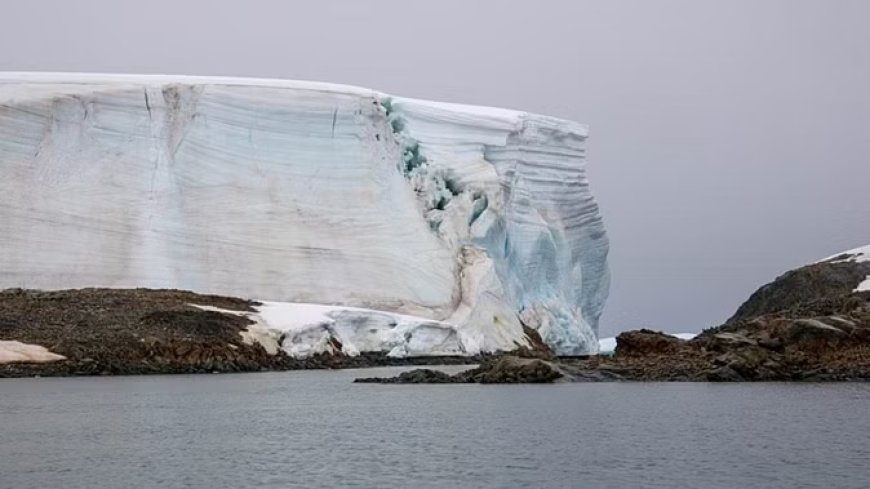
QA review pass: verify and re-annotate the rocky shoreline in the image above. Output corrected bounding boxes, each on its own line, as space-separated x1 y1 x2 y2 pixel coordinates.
0 288 483 378
355 296 870 384
355 252 870 383
3 248 870 381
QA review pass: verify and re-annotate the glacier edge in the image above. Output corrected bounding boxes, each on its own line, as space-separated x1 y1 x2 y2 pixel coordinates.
0 72 609 355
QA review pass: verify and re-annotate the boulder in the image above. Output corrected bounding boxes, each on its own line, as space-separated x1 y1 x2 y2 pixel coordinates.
783 319 848 350
757 337 785 352
615 329 684 356
559 365 627 382
706 365 745 382
822 316 857 333
705 332 757 351
512 325 555 360
462 356 564 383
354 368 457 384
850 326 870 342
713 346 772 379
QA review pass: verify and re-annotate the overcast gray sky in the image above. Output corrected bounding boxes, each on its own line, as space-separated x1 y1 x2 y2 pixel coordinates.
2 0 868 336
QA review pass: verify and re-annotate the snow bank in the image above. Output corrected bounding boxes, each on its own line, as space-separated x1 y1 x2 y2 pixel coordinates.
194 301 526 359
597 337 617 355
0 341 66 364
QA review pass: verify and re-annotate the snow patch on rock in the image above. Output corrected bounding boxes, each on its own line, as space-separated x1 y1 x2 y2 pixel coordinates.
192 301 529 359
818 244 870 292
0 341 66 364
819 245 870 264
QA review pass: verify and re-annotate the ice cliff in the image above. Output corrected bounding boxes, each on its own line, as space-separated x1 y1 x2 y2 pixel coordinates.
0 73 609 355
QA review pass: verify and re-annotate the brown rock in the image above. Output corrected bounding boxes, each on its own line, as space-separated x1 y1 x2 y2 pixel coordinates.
707 365 744 382
615 329 684 356
704 332 757 352
463 356 564 383
713 346 770 379
727 260 870 322
0 287 293 377
783 319 848 350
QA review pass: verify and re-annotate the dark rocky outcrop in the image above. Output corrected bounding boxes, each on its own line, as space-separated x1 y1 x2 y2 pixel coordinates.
362 248 870 384
5 246 870 383
463 356 563 383
615 329 685 356
727 259 870 323
542 250 870 383
356 368 460 384
513 325 556 360
355 354 640 384
574 255 870 381
355 356 565 384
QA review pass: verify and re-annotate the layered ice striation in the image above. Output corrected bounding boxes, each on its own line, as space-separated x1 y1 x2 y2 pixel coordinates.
0 73 609 355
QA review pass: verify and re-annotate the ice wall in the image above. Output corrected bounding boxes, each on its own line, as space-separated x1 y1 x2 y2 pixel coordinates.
0 73 609 354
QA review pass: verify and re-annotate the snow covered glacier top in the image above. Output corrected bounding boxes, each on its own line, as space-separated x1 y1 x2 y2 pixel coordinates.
0 73 610 355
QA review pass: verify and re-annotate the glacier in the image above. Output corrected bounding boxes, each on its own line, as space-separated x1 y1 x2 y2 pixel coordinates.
0 73 610 355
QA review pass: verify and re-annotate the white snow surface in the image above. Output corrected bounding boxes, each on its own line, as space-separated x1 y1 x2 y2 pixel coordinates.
597 332 697 355
819 244 870 264
818 244 870 292
0 341 66 364
597 337 617 355
193 301 519 359
0 73 609 354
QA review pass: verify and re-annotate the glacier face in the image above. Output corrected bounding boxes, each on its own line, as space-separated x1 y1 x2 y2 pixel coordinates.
0 73 609 355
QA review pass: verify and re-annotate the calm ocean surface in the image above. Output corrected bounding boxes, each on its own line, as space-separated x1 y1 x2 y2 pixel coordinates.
2 367 869 489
